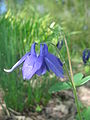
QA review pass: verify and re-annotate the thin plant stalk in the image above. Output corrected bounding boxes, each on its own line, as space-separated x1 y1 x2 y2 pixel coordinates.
64 36 82 120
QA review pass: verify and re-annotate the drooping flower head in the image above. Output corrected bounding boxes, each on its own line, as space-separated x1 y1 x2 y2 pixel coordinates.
4 42 64 80
43 44 63 78
82 49 90 64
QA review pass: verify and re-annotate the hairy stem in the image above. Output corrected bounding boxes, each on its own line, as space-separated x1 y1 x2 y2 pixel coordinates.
64 36 82 120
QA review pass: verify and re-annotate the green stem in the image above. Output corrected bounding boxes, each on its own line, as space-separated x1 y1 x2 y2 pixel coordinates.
50 41 82 119
64 36 82 120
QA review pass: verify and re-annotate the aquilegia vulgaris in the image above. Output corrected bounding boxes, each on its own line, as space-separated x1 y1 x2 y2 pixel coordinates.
4 42 64 80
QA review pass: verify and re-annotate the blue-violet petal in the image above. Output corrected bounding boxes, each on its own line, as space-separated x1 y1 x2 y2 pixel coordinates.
4 52 31 72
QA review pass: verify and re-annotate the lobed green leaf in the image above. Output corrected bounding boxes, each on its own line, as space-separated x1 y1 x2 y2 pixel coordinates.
49 73 90 93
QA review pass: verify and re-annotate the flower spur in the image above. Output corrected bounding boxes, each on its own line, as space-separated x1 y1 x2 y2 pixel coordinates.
4 42 64 80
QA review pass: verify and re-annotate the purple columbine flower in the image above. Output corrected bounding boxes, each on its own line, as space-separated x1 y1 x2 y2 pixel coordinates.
82 49 90 64
42 44 63 78
4 42 63 80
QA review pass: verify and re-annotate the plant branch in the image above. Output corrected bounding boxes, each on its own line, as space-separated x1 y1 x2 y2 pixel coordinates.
64 36 82 120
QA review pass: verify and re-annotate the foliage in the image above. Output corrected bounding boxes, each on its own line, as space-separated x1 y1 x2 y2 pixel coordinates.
0 1 90 118
76 106 90 120
5 0 90 52
0 11 61 111
49 73 90 93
